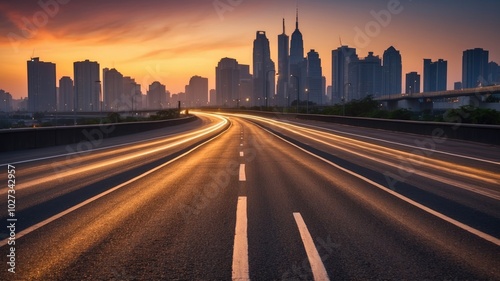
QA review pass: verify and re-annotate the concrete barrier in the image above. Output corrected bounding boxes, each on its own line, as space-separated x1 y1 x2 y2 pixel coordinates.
0 116 197 152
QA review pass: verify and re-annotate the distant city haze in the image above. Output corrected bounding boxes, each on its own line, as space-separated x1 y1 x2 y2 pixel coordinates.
0 0 499 100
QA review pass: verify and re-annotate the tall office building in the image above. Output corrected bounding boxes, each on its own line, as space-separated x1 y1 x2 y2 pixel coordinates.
188 75 209 107
462 48 489 88
488 62 500 85
27 57 57 112
215 57 240 107
290 8 306 105
331 46 357 104
306 49 323 105
74 59 100 111
177 92 187 107
423 59 447 92
277 18 289 107
290 8 304 66
58 76 73 111
382 46 402 96
253 31 275 107
103 68 123 111
348 52 383 100
123 76 142 111
405 72 420 94
209 89 216 106
238 64 253 106
147 81 167 109
326 85 332 104
0 90 13 112
322 76 327 103
102 68 108 106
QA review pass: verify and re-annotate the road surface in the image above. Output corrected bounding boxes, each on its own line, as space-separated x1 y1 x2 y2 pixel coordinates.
0 111 499 280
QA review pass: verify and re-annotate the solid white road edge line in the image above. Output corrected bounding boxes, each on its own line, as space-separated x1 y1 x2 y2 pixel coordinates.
262 127 500 247
0 118 231 247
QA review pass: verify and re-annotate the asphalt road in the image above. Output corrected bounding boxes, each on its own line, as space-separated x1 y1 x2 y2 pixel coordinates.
0 112 498 280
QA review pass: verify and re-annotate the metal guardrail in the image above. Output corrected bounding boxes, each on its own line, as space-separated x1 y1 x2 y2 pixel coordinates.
375 85 500 101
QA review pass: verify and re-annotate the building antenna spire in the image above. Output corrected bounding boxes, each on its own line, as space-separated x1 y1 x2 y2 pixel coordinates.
283 18 286 34
295 6 299 30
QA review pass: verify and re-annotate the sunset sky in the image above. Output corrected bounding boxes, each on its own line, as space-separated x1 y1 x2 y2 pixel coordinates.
1 0 499 99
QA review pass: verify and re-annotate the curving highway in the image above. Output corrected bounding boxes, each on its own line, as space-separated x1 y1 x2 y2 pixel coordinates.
0 111 499 280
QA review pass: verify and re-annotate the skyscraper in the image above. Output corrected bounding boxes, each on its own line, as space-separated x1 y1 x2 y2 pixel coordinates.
147 81 167 109
405 72 420 94
216 57 240 107
27 57 57 112
209 89 216 106
188 75 209 107
238 64 253 106
290 8 304 66
331 46 357 104
306 49 323 105
253 31 275 107
58 76 73 111
488 62 500 85
103 68 123 111
290 8 305 106
462 48 489 88
74 59 100 111
277 18 289 107
382 46 402 96
423 59 447 92
123 76 142 110
0 90 13 112
348 52 383 100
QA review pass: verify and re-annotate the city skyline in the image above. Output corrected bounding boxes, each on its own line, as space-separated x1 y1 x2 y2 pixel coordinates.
1 0 499 99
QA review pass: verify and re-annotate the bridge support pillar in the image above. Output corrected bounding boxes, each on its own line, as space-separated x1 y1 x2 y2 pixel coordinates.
421 98 433 111
386 100 399 111
398 99 424 112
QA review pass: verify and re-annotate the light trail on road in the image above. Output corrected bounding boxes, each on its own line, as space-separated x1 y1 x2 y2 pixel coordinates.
0 112 498 280
228 113 500 200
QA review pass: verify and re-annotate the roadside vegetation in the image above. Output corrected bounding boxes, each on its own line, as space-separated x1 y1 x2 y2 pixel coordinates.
241 95 500 125
0 109 184 129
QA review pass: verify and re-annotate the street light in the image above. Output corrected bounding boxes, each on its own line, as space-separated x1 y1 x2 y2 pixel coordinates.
343 82 351 116
94 80 102 112
291 75 299 113
265 70 276 109
3 99 9 128
265 69 278 108
73 90 77 125
130 82 137 113
305 88 309 114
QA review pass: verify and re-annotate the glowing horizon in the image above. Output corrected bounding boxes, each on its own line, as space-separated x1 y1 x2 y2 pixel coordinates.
1 0 499 99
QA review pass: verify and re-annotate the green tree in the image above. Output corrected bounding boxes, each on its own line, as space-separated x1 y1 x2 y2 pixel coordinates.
107 112 121 123
389 109 413 120
33 112 45 123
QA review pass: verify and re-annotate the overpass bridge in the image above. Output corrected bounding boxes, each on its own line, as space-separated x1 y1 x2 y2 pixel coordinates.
375 85 500 111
